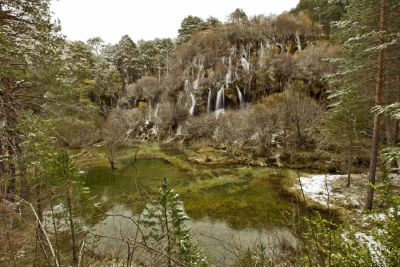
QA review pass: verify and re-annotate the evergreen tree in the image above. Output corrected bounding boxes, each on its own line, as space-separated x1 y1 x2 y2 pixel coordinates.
63 40 97 101
154 38 175 79
177 15 208 44
117 34 141 85
140 177 209 267
0 0 64 200
48 149 103 265
329 0 400 209
86 36 105 56
137 39 161 77
290 0 346 34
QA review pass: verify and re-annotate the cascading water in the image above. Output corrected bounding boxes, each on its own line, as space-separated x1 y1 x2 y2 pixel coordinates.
192 59 203 90
295 31 302 52
189 92 196 115
236 85 244 108
215 86 225 119
193 79 199 90
150 125 158 135
207 89 212 114
247 43 252 61
184 79 189 90
240 56 250 72
216 86 224 110
240 45 247 59
154 103 159 117
147 105 152 121
225 57 232 87
176 124 182 135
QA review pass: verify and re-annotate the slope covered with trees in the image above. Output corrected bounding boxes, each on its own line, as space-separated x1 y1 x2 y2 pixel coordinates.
1 0 400 266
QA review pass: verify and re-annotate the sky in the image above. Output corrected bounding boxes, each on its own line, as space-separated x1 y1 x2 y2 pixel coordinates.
50 0 300 45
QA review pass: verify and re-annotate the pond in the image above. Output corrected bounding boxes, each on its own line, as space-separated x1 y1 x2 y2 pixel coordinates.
81 144 304 265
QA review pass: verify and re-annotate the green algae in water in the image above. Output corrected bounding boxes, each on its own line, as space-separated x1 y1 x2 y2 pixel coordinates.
83 157 195 212
183 166 296 229
83 154 298 230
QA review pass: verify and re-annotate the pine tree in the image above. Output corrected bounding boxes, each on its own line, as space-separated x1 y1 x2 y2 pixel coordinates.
140 177 209 267
177 16 208 44
48 149 103 265
0 0 64 200
329 0 400 209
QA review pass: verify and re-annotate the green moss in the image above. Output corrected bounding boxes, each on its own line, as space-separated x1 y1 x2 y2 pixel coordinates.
76 144 306 230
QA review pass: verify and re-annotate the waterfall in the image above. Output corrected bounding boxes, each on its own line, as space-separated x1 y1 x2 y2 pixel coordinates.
184 79 189 90
240 56 250 72
215 109 224 119
176 125 182 135
296 31 302 52
216 86 224 110
154 103 159 117
236 86 243 108
193 79 199 90
225 57 232 87
215 86 225 119
193 62 203 89
189 92 195 115
150 125 158 135
259 41 264 67
240 45 247 59
207 89 212 114
230 45 236 55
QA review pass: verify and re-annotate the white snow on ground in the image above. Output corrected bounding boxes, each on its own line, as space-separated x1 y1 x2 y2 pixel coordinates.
292 172 400 265
293 174 367 213
296 174 340 205
293 173 400 213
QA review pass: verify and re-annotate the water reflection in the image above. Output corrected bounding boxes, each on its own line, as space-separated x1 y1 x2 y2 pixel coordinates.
82 152 301 265
92 204 298 266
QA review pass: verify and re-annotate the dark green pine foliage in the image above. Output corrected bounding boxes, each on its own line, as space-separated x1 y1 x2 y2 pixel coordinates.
140 177 208 267
290 0 346 34
327 0 400 208
177 15 209 44
0 0 65 200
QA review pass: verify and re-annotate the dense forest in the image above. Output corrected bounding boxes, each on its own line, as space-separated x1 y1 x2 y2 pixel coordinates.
1 0 400 266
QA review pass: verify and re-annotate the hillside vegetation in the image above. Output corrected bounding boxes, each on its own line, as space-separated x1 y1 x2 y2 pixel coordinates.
1 0 400 266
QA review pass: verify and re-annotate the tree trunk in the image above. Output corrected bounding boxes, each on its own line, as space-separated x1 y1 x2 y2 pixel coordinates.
390 71 400 168
0 139 5 201
5 130 16 201
162 178 172 267
296 117 301 148
390 119 399 168
36 182 43 224
66 186 78 264
365 0 386 210
3 78 17 202
347 138 353 188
